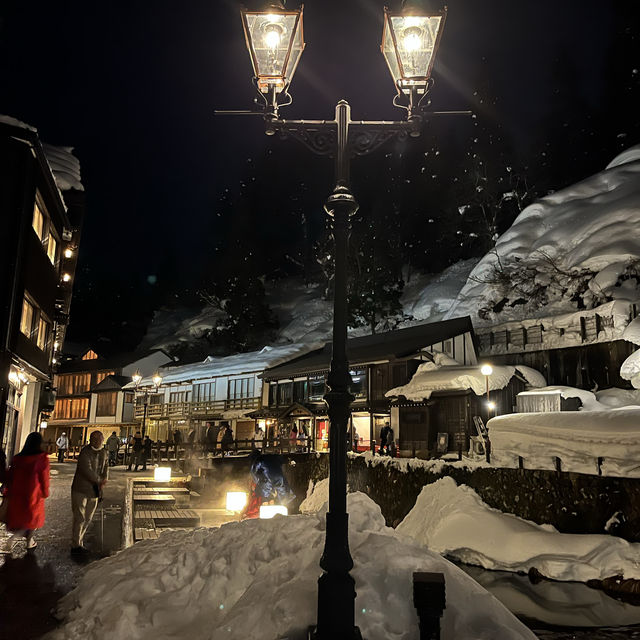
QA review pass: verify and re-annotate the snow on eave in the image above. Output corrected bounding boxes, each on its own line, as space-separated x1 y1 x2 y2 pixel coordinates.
0 114 37 132
42 143 83 192
606 144 640 170
124 342 321 388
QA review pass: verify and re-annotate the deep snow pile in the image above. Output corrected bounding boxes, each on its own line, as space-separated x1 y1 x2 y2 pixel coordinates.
385 352 545 401
47 493 536 640
445 145 640 324
488 409 640 477
519 385 640 411
397 477 640 583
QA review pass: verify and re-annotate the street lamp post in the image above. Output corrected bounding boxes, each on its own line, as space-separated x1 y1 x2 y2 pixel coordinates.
132 370 163 439
225 2 460 637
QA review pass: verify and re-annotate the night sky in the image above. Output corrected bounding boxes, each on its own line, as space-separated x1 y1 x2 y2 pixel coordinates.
1 0 637 353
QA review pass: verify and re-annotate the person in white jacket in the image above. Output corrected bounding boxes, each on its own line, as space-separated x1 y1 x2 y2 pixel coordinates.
56 432 69 463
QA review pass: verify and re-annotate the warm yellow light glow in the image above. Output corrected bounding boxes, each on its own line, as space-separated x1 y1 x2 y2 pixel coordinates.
54 341 59 350
132 370 142 386
403 27 423 52
226 491 248 513
259 505 288 519
152 372 163 387
8 371 20 385
40 421 48 429
154 467 172 482
64 248 73 258
480 364 493 376
264 24 282 49
487 401 497 411
62 273 71 282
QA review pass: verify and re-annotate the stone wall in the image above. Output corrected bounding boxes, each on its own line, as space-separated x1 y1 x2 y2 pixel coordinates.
198 453 640 542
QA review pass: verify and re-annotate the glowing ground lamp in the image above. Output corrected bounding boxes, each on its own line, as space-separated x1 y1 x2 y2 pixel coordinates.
226 491 248 513
240 1 304 100
259 504 288 519
381 1 447 96
154 467 172 482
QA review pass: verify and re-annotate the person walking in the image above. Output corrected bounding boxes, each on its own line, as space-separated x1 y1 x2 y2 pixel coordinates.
379 423 390 456
3 432 50 550
70 431 108 556
206 422 220 456
141 435 153 471
127 430 143 471
56 431 69 463
106 431 120 467
386 425 396 458
220 423 234 457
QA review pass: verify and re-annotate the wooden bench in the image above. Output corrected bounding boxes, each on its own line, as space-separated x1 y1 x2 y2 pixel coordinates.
134 508 200 528
133 487 190 495
133 494 176 507
134 528 160 541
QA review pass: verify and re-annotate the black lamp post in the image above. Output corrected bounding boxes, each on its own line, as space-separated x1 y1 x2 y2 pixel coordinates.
225 2 457 637
132 370 163 439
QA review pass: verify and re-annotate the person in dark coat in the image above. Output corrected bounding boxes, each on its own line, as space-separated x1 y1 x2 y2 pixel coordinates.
244 451 295 519
127 431 143 471
220 423 234 457
141 436 153 471
4 432 50 549
379 423 390 455
206 422 220 455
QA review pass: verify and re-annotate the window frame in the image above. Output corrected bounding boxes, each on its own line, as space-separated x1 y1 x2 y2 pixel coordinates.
96 391 118 417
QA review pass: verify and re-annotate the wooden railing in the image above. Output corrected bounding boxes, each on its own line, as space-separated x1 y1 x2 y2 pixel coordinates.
134 397 261 420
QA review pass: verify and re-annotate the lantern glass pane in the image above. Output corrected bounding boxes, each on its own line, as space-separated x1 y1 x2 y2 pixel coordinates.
382 16 401 84
284 14 304 85
390 15 442 79
246 13 299 83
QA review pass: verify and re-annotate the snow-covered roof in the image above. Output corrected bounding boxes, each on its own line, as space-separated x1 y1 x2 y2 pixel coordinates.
0 114 37 132
125 343 319 387
488 409 640 477
446 144 640 325
42 144 83 192
385 353 545 400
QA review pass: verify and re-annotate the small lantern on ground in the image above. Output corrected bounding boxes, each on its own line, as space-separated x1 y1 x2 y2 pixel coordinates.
259 504 288 519
154 467 171 482
226 491 248 513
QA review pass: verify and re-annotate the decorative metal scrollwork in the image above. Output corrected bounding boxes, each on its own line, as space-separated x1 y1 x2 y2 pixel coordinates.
348 126 409 157
275 123 337 156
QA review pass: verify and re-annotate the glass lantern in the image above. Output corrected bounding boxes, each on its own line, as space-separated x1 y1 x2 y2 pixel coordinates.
241 4 305 94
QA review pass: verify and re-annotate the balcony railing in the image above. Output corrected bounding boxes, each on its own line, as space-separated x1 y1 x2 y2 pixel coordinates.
134 397 261 420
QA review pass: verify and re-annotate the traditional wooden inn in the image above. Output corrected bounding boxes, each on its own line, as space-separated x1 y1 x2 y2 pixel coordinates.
0 115 84 458
255 318 479 452
124 344 314 443
475 300 640 389
48 348 172 447
385 355 546 457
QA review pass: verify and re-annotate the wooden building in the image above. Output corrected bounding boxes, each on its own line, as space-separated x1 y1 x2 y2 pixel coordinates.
388 362 532 457
0 116 84 458
255 318 478 451
48 348 172 447
475 300 639 389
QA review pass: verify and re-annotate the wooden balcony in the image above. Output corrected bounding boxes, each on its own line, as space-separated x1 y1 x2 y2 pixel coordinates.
134 397 261 420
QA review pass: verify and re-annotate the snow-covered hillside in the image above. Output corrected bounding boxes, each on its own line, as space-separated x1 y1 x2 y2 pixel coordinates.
446 145 640 325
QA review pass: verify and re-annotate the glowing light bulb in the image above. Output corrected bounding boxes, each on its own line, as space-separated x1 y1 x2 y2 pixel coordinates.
64 248 73 258
403 27 423 52
480 364 493 376
264 25 281 49
62 273 71 282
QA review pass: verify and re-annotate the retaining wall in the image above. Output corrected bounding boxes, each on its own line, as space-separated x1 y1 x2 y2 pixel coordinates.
199 453 640 542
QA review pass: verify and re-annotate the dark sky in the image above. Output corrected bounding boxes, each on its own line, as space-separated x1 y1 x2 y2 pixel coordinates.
0 0 636 351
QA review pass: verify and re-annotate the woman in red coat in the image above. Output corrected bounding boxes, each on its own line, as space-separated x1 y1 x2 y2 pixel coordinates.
4 432 50 549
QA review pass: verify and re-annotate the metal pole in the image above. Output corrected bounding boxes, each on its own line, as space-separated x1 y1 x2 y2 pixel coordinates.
314 100 361 640
142 391 148 438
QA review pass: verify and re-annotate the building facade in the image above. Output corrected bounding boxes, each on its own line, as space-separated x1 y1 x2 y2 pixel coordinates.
256 318 478 452
0 116 84 458
125 344 311 444
47 349 172 447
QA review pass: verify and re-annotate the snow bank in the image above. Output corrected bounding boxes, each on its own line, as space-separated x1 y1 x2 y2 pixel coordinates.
397 477 640 582
400 259 479 323
386 353 544 401
446 145 640 324
488 409 640 476
47 493 535 640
